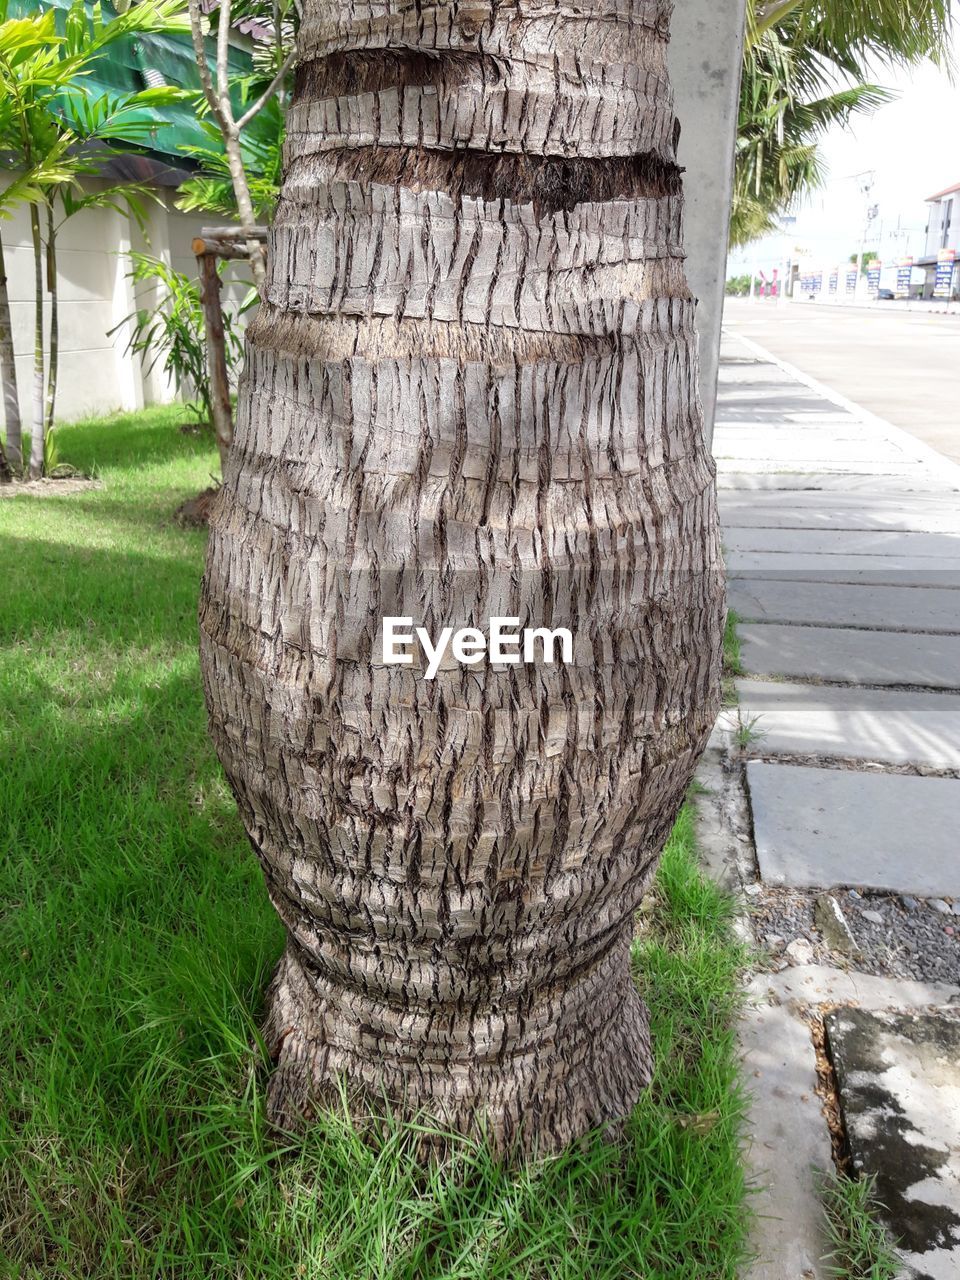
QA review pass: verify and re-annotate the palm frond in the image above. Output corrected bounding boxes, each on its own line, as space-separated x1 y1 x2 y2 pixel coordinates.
734 0 952 248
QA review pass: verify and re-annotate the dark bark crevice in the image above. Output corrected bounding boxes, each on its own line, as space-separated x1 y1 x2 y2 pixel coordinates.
296 48 507 97
293 142 683 216
247 303 695 366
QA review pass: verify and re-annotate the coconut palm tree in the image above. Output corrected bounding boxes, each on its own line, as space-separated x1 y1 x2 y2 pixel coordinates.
200 0 725 1155
733 0 954 245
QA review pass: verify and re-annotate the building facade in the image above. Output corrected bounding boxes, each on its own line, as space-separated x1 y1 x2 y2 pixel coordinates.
920 181 960 299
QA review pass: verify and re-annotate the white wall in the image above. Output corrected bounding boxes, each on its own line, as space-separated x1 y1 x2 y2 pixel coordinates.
0 177 252 424
924 194 959 258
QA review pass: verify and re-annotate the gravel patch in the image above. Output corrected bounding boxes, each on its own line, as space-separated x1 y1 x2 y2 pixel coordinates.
749 887 960 985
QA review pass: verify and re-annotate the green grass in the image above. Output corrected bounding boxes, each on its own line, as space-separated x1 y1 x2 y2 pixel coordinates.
820 1173 902 1280
0 408 750 1278
723 610 743 679
721 610 743 708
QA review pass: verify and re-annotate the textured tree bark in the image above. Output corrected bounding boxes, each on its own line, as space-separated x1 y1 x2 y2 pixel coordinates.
0 230 23 475
43 207 58 445
200 0 725 1157
27 203 45 481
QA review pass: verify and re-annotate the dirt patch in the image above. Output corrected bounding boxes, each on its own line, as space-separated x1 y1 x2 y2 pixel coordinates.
806 1010 850 1172
0 474 100 499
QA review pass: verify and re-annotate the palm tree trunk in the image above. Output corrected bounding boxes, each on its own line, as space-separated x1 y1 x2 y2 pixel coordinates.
27 203 45 480
0 229 23 475
44 206 58 446
200 0 725 1156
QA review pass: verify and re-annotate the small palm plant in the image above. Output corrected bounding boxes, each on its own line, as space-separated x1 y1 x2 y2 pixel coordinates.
113 253 255 432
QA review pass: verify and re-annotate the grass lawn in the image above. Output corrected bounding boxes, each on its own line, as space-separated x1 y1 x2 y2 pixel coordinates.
0 408 750 1278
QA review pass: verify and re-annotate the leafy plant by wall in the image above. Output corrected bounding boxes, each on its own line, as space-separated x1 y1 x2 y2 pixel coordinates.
113 253 255 429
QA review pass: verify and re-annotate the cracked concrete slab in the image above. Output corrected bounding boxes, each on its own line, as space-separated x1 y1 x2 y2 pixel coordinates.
741 974 960 1280
729 579 960 633
825 1009 960 1280
738 624 960 690
747 761 960 897
735 679 960 769
692 712 755 897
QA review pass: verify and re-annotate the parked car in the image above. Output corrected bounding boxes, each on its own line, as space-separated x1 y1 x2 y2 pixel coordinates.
877 288 896 300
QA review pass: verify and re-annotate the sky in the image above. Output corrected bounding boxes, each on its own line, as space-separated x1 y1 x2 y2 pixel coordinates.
727 46 960 278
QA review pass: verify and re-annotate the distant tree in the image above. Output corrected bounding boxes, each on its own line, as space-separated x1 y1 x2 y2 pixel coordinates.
725 274 753 297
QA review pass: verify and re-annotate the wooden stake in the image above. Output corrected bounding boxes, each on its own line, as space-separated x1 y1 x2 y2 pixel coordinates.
196 250 233 468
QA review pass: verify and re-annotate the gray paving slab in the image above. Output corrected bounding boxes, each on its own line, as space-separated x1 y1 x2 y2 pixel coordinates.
716 421 897 439
715 422 903 442
735 678 960 769
755 965 960 1010
717 392 843 413
728 554 960 586
747 761 960 895
718 473 960 494
714 433 914 465
717 411 865 427
740 1000 830 1280
725 528 960 557
718 460 932 478
729 579 960 633
825 1008 960 1280
719 492 960 529
717 371 809 391
738 624 960 689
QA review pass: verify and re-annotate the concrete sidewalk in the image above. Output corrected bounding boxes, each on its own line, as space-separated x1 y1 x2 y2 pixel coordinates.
699 331 960 1280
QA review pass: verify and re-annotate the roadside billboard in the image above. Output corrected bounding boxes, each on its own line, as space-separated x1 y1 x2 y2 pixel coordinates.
934 249 956 299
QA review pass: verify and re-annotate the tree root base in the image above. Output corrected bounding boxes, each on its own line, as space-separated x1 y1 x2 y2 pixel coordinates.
262 939 654 1160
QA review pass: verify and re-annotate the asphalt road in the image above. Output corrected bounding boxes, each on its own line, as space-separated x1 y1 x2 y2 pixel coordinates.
723 298 960 466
